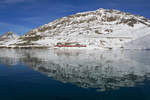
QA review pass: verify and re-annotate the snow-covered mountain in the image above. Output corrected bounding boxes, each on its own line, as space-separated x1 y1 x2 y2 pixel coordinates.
0 31 19 47
1 8 150 49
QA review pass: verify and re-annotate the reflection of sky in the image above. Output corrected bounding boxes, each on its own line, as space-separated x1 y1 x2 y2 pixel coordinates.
0 0 150 34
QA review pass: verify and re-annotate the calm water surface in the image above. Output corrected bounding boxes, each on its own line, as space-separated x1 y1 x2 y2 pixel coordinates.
0 49 150 100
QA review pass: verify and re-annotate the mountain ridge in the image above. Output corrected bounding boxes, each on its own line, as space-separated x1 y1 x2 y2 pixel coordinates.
0 8 150 49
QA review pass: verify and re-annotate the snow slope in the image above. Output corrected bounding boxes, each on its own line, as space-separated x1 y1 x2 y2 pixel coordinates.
125 34 150 49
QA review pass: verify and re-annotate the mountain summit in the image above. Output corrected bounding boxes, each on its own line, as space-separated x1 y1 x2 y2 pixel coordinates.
0 31 19 40
0 31 19 47
1 8 150 49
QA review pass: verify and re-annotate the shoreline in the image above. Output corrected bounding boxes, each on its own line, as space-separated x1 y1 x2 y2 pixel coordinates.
0 45 150 51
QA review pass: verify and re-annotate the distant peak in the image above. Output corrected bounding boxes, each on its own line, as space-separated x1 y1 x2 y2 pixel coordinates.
0 31 19 40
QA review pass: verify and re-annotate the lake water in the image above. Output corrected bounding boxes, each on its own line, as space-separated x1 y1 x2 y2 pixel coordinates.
0 49 150 100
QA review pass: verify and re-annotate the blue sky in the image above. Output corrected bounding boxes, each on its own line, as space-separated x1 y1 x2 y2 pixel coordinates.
0 0 150 35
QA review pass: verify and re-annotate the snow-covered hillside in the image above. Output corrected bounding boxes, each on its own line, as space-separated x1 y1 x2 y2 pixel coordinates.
1 8 150 49
125 34 150 49
0 31 19 47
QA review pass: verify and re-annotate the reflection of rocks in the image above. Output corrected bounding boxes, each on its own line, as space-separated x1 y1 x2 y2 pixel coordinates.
0 57 18 66
0 49 150 91
0 49 21 66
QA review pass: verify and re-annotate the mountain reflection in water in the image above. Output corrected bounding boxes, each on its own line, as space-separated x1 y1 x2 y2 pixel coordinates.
0 49 150 92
